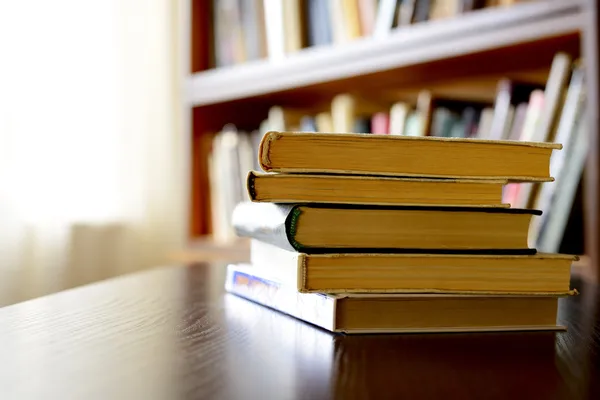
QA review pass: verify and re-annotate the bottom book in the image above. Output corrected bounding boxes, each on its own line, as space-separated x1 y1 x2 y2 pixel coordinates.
225 264 565 334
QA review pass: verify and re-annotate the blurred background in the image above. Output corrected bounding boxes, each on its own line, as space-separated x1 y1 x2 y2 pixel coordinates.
0 0 187 306
0 0 597 306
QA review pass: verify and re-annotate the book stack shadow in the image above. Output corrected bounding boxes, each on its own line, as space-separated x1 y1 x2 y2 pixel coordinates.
226 131 576 334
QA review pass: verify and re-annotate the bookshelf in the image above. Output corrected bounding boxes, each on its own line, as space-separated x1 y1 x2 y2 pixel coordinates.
184 0 599 279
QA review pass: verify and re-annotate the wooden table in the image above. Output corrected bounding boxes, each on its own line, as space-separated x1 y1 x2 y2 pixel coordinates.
0 263 599 400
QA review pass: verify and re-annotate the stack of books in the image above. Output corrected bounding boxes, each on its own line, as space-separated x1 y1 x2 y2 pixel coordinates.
226 132 576 334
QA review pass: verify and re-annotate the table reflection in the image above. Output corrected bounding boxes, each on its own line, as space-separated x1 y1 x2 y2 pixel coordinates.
221 283 599 399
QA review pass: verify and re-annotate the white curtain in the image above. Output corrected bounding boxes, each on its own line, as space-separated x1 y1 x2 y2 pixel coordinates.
0 0 187 305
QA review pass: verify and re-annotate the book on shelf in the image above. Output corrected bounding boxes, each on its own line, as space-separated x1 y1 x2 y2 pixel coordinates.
373 0 400 37
428 98 491 138
488 79 543 141
225 263 566 334
247 171 507 207
305 0 333 47
536 108 588 253
530 62 585 247
389 101 410 135
358 0 378 36
511 52 572 210
233 202 541 254
209 126 261 242
213 0 247 67
209 0 509 68
249 239 574 294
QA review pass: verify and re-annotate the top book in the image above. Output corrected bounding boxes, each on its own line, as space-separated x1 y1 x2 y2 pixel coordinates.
259 132 562 181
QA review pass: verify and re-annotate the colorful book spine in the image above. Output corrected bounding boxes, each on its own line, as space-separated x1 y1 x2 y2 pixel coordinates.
371 112 390 134
225 264 337 331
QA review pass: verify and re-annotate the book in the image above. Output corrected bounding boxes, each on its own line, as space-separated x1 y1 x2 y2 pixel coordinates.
460 0 485 12
519 90 545 141
341 0 362 41
371 112 390 134
389 102 410 135
264 0 286 60
530 63 585 246
413 0 432 23
330 0 347 43
210 126 251 241
331 94 356 132
506 102 529 141
460 107 479 138
373 0 399 37
241 0 267 60
283 0 306 53
357 0 378 35
429 98 489 138
249 239 574 294
315 112 334 132
488 79 540 141
403 111 423 136
258 132 561 180
514 54 572 209
475 107 494 139
267 106 303 131
247 171 507 206
306 0 333 47
416 90 433 136
213 0 246 66
353 117 371 133
225 264 565 333
232 202 541 253
397 0 417 26
431 107 459 137
503 92 545 205
429 0 461 20
537 108 588 252
300 115 318 132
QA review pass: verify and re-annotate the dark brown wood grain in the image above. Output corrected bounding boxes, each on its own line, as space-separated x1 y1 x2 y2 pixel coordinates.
0 264 599 400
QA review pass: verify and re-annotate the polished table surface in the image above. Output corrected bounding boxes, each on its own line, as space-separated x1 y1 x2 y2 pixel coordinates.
0 263 599 400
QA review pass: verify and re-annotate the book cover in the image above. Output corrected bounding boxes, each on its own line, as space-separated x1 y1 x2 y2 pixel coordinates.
259 131 561 181
249 239 575 295
233 202 541 254
226 264 567 334
247 171 507 207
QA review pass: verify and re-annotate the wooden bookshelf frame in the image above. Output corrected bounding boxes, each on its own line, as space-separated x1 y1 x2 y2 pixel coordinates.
185 0 598 280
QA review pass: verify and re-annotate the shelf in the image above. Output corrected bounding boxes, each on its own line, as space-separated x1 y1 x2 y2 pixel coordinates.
187 1 582 111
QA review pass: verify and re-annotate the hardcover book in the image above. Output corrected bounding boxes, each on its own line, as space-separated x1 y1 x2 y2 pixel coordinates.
259 131 561 181
225 264 566 334
247 171 507 207
248 239 575 294
232 202 541 254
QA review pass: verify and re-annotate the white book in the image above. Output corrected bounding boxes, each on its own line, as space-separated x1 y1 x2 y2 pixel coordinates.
225 263 565 334
373 0 398 38
530 66 585 246
389 102 410 135
264 0 286 60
